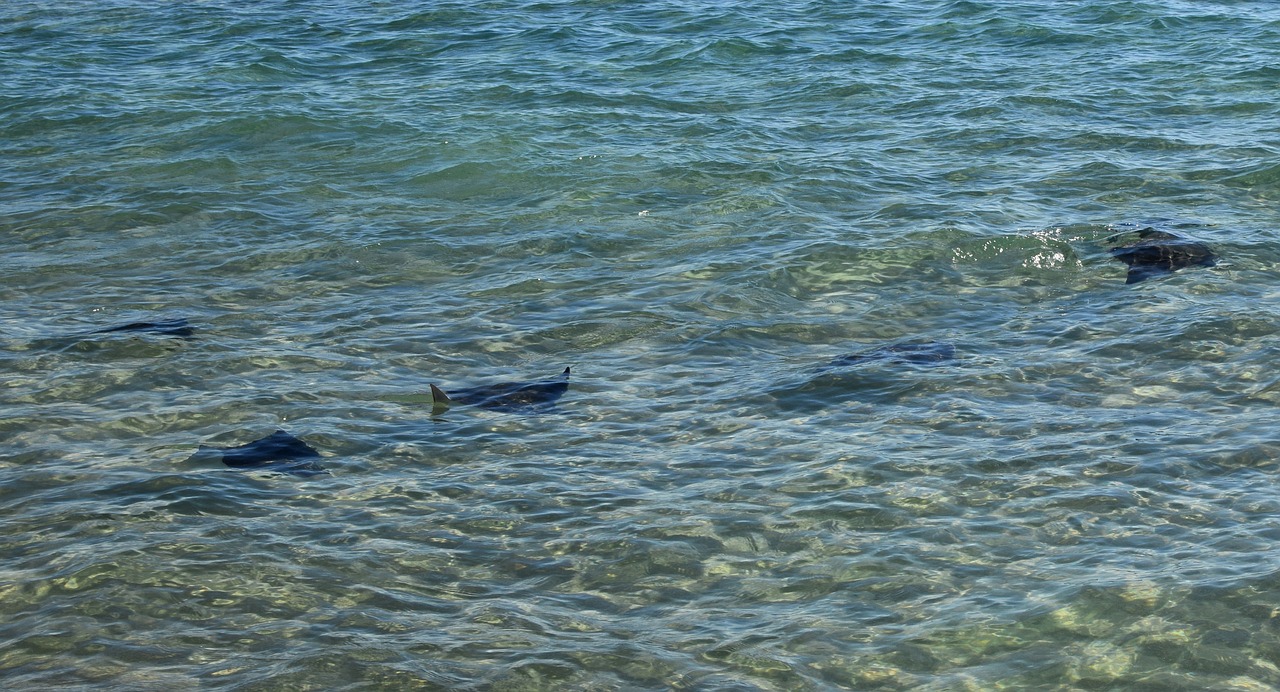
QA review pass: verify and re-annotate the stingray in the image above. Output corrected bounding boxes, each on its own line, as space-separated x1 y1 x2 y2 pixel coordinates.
92 317 194 337
772 341 957 414
827 341 957 368
198 430 328 476
430 367 571 413
1108 229 1217 284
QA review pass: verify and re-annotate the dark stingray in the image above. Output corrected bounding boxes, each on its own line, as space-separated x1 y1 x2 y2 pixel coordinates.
430 367 570 413
93 317 194 337
1108 229 1217 284
773 341 956 414
827 341 957 368
198 430 327 476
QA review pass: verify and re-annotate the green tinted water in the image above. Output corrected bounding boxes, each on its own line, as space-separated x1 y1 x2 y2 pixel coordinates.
4 1 1280 689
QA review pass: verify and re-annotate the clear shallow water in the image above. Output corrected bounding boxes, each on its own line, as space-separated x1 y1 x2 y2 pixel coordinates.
4 0 1280 688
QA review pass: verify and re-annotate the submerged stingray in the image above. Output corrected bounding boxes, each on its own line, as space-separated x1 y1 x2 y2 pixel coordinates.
430 367 571 413
827 341 957 368
93 317 194 337
773 341 957 414
1108 229 1217 284
198 430 327 476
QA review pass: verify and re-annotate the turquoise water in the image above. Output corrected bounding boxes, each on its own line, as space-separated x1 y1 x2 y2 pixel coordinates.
4 0 1280 688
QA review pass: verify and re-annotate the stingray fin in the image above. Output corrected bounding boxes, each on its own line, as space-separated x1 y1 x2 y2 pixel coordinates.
1126 265 1170 284
561 367 571 378
1135 228 1179 241
430 384 452 411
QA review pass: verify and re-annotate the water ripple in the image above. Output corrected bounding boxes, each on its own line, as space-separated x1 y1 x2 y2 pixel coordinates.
4 0 1280 688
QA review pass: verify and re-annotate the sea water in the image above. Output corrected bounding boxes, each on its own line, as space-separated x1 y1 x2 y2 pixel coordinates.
4 1 1280 688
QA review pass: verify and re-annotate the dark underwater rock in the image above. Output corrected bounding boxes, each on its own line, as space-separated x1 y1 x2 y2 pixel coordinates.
430 367 571 413
1108 228 1217 284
